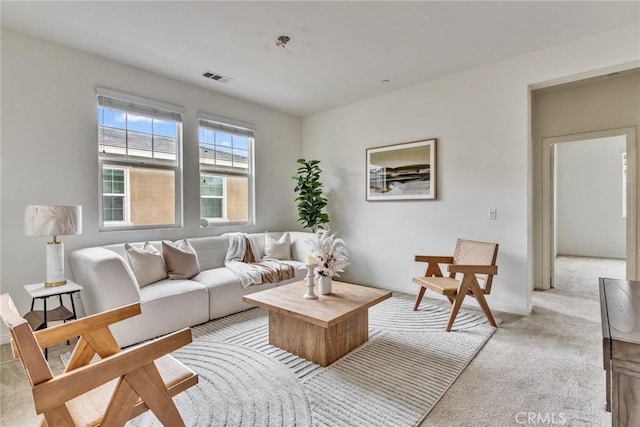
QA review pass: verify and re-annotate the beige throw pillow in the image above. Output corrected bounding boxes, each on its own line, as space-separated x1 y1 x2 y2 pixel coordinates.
264 232 291 260
124 242 167 288
162 239 201 280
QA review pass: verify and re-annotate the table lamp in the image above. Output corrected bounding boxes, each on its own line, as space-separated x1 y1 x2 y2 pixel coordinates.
25 205 82 287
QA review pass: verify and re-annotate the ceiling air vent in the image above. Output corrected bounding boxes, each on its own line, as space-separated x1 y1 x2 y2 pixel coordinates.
202 70 232 83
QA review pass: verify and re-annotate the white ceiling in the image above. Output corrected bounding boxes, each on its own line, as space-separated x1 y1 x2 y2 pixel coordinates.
2 1 639 117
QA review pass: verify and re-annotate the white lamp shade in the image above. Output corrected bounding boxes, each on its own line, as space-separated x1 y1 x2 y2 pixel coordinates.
25 205 82 237
25 205 82 287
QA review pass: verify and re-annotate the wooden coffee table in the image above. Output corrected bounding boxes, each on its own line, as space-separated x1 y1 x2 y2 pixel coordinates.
243 280 391 366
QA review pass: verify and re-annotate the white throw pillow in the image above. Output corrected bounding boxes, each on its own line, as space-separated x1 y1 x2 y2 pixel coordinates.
162 239 201 280
124 242 168 288
264 232 291 260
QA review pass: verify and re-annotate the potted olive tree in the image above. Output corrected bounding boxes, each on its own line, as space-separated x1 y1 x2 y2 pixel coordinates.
292 158 330 232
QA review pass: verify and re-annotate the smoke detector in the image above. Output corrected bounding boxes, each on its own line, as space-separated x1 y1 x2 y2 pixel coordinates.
275 35 290 48
202 70 232 83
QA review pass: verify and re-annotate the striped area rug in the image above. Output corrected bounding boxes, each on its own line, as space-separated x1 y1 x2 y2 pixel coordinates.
132 293 495 427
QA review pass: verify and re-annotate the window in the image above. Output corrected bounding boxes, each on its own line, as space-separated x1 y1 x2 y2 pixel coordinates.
97 88 183 230
198 113 254 225
201 175 225 219
102 168 127 223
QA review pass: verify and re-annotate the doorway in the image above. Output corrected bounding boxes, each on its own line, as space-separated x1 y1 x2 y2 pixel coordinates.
541 127 637 289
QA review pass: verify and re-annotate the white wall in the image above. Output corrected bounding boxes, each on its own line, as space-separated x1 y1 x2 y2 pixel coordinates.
532 70 640 286
555 137 626 258
0 28 303 315
303 24 640 315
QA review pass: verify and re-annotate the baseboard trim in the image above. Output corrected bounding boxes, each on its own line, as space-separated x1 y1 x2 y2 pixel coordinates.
338 276 533 316
1 332 11 345
418 292 533 316
490 300 533 316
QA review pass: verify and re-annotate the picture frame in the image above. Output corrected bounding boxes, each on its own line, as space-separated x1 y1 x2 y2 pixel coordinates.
366 138 437 201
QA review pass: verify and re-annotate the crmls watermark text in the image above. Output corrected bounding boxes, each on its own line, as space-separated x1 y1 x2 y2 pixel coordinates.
515 412 567 425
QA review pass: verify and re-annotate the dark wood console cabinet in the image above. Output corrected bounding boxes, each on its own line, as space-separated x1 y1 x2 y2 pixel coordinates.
600 277 640 426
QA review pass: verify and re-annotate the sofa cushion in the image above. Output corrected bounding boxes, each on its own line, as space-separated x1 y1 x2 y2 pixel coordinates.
162 239 200 279
139 278 206 302
70 247 141 317
264 232 291 260
211 281 276 319
191 267 255 319
124 242 167 288
188 236 229 270
192 267 242 288
110 278 209 348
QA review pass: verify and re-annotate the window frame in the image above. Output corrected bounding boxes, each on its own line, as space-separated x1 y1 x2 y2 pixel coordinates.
200 173 227 221
198 112 255 227
97 88 184 232
102 166 130 226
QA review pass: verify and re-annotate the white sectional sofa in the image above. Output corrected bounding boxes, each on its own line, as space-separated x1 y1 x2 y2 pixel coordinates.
70 231 314 347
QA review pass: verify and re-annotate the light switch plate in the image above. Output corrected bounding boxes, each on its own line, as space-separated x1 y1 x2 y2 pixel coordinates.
489 209 497 220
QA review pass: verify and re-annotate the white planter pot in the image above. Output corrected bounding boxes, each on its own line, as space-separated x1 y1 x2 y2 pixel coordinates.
319 276 332 295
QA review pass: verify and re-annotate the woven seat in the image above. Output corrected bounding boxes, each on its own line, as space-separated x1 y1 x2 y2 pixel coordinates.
0 294 198 427
412 277 461 295
412 239 499 331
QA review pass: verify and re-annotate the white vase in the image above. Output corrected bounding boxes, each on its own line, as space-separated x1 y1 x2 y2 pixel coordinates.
319 276 332 295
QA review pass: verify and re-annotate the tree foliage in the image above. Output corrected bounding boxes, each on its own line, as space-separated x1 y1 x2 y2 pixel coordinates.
292 158 330 231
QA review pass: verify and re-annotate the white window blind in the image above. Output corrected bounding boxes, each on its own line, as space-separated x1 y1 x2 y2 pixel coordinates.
97 87 183 122
198 113 255 138
96 88 183 230
198 112 255 226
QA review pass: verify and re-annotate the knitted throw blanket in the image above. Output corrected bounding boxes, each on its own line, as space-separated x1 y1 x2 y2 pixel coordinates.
224 233 295 288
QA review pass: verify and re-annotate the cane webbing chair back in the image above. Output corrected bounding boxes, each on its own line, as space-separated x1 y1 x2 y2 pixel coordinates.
451 239 499 293
412 239 499 332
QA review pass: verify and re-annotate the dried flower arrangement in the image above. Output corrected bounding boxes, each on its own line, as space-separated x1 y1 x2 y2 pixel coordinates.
309 228 350 278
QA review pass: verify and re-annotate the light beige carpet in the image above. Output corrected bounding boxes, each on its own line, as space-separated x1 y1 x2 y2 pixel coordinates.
423 255 623 426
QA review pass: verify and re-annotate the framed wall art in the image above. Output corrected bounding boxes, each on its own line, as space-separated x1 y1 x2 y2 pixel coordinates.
366 138 437 201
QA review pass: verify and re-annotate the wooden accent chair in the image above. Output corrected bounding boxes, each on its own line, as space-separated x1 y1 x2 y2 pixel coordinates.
412 239 499 332
0 293 198 427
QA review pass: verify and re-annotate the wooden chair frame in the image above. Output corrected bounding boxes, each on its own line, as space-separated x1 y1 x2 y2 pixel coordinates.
412 239 499 332
0 293 198 427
